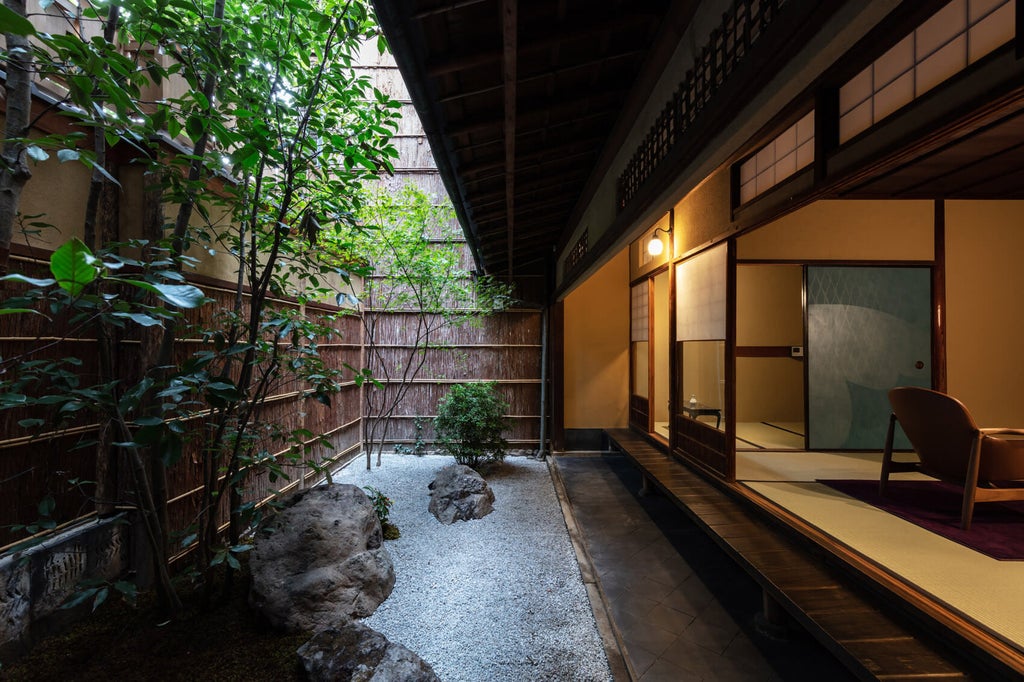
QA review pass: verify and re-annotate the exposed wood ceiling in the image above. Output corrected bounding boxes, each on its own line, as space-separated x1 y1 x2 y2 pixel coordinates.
378 0 1024 304
374 0 682 300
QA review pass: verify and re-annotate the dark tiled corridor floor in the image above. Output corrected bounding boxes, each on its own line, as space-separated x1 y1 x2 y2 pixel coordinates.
554 453 857 682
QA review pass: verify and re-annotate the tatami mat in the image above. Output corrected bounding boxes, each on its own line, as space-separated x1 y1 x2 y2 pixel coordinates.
737 449 922 482
736 421 805 450
738 450 1024 651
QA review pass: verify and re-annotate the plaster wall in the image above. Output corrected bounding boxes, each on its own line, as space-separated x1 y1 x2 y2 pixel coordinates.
563 249 629 428
736 265 803 422
945 200 1024 426
737 200 934 261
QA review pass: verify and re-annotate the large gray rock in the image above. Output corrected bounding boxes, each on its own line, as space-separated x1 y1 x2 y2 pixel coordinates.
297 621 440 682
427 464 495 524
249 484 395 633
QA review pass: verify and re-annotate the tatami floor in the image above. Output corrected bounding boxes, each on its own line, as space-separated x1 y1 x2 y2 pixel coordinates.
736 449 1024 652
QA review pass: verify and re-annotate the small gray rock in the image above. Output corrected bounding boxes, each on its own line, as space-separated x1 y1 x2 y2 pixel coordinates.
249 484 395 633
427 464 495 524
297 621 440 682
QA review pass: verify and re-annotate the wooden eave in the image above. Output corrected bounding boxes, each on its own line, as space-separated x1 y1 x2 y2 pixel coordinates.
373 0 687 303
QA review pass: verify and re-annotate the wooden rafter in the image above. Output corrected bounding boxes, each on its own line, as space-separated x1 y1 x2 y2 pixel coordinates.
502 0 516 278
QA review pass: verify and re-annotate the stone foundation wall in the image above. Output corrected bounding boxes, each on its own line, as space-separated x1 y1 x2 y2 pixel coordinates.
0 515 130 660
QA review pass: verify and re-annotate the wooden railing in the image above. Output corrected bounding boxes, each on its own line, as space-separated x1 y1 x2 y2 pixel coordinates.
616 0 787 211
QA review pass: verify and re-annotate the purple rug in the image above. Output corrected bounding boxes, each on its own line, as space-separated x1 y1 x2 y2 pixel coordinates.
819 479 1024 561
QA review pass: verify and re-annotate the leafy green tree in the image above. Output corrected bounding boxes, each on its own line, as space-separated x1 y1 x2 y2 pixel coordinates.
336 183 511 468
0 0 399 613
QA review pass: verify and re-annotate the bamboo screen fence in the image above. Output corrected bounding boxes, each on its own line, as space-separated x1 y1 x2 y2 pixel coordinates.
0 253 365 553
363 309 543 449
1 253 543 553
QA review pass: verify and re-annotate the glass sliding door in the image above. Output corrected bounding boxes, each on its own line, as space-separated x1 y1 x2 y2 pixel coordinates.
674 243 730 475
806 266 931 450
629 282 650 430
629 273 671 440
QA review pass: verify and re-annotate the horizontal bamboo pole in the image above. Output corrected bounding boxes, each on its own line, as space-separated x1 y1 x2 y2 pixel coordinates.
373 414 540 420
0 510 99 555
166 418 362 507
369 343 541 348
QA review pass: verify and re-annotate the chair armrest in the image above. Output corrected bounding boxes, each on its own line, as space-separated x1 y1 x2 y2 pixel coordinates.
981 428 1024 437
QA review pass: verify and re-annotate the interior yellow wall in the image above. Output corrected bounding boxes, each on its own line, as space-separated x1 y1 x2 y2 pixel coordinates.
737 199 934 261
945 200 1024 425
736 265 803 345
564 248 629 428
736 265 804 422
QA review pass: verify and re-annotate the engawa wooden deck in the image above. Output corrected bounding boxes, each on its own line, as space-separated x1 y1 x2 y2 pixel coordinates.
605 428 986 681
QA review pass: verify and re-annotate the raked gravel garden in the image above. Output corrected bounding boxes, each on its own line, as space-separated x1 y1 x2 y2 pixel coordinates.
338 453 614 682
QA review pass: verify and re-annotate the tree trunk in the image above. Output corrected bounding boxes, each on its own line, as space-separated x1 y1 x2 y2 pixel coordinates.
0 0 34 276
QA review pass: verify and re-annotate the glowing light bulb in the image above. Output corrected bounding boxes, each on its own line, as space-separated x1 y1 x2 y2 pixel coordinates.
647 235 664 256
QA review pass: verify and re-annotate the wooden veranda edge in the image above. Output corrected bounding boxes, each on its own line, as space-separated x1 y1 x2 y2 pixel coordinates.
731 481 1024 676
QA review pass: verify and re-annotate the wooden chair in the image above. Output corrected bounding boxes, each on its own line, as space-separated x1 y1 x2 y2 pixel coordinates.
882 386 1024 530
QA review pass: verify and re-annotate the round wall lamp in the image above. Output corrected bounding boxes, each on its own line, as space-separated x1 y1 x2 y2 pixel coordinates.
647 226 671 256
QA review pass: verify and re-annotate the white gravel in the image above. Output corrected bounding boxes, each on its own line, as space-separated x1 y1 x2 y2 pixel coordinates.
333 454 613 682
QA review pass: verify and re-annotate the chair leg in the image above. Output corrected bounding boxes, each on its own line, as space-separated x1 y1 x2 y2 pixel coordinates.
879 412 898 496
961 432 983 531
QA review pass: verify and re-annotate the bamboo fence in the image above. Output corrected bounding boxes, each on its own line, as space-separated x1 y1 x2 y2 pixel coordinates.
1 257 543 550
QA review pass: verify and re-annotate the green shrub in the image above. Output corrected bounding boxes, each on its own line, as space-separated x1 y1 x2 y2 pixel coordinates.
363 486 400 540
434 382 510 470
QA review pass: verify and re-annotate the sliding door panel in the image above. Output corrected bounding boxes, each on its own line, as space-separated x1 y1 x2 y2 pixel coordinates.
807 266 931 450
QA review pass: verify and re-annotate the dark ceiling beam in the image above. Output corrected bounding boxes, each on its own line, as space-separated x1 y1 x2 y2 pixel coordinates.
452 113 610 154
459 138 605 177
438 47 646 104
426 12 658 76
428 48 502 77
446 88 624 137
502 0 517 277
479 213 564 237
413 0 491 20
473 195 575 223
451 109 615 154
471 173 588 209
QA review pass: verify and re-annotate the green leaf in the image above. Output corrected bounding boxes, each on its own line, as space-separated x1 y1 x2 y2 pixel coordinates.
38 495 55 517
123 280 206 308
186 115 205 140
0 307 45 317
134 416 163 427
92 586 109 612
57 149 80 163
18 418 45 428
152 283 206 308
160 434 183 467
60 588 100 611
113 581 138 601
0 274 56 287
111 311 164 327
50 238 99 297
26 146 49 162
82 157 121 187
0 6 36 35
